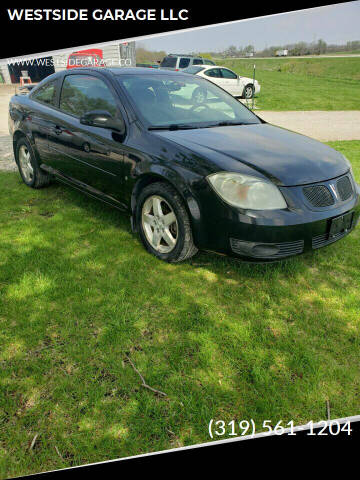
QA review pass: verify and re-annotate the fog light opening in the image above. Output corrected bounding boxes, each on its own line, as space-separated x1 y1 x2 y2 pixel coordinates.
252 244 280 257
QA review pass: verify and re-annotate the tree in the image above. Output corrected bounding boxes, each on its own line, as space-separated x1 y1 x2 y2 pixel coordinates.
244 45 255 54
315 39 327 55
136 47 166 64
225 45 238 57
197 52 213 60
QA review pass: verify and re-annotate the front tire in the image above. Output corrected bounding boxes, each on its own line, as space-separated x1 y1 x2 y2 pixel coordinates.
191 87 207 105
243 84 254 99
15 137 51 188
136 182 198 263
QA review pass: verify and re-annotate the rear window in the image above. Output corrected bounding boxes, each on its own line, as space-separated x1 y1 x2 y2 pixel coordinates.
32 81 57 106
183 66 205 75
160 57 177 68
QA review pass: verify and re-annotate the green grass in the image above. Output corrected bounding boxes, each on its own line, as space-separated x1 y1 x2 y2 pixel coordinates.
1 141 360 478
219 57 360 110
322 50 360 56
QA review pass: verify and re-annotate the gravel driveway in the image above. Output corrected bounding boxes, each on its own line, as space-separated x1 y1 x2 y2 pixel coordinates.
0 135 16 172
1 110 359 173
257 110 360 142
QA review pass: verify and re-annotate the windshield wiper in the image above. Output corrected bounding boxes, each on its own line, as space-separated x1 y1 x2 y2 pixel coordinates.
204 121 257 128
148 124 198 131
148 121 258 131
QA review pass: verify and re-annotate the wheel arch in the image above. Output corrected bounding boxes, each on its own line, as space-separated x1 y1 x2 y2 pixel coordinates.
12 130 27 157
12 129 36 162
130 168 202 243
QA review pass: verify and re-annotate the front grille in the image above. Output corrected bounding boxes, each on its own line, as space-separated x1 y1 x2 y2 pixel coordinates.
337 176 353 201
312 230 350 249
230 238 304 259
273 240 305 257
303 185 334 207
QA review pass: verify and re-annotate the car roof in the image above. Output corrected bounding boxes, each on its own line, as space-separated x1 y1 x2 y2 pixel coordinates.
61 67 190 76
35 67 196 91
164 54 201 58
109 67 183 75
29 67 198 97
200 65 228 70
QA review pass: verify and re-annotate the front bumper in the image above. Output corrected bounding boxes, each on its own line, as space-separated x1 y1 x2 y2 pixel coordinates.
193 176 360 262
228 218 358 261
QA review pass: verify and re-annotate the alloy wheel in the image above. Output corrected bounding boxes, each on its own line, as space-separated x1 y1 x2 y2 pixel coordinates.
245 86 253 99
141 195 178 253
193 90 205 104
18 145 34 182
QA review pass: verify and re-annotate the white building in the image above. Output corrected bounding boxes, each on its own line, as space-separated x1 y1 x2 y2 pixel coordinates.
275 49 289 57
0 41 136 84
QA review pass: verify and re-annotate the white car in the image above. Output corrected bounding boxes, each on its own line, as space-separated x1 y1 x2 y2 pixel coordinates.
183 65 260 99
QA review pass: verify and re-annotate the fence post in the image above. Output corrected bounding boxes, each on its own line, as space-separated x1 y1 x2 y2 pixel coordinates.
252 64 256 110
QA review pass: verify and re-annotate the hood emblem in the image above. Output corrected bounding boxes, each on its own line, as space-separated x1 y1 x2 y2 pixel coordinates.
329 183 338 200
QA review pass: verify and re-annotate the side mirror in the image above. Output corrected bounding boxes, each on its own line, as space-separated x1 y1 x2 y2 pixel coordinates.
80 110 125 134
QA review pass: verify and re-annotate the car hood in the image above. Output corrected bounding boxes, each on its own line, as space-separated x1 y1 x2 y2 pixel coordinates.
153 123 348 186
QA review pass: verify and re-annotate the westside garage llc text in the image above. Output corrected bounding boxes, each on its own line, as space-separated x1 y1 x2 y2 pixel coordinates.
7 8 190 21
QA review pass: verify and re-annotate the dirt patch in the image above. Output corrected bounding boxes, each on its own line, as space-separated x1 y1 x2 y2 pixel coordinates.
0 135 16 172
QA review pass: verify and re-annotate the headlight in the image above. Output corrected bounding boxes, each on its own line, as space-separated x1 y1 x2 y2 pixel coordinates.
207 172 287 210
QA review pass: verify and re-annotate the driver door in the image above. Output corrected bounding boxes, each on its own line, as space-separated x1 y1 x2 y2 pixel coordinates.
47 73 126 201
219 68 241 95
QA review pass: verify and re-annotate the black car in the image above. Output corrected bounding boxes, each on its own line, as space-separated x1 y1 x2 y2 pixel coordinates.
8 67 359 262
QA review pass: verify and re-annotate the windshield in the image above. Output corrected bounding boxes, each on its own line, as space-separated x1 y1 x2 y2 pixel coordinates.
160 57 177 68
118 74 260 129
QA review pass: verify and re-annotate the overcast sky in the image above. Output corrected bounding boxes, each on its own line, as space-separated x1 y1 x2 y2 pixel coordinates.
141 2 360 52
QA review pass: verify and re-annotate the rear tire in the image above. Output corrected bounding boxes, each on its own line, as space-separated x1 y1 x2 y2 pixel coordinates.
15 137 51 188
136 182 198 263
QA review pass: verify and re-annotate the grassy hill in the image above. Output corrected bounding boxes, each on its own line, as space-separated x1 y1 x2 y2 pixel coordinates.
217 57 360 110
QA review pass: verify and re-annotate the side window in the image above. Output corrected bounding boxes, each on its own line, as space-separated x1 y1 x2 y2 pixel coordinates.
193 58 203 65
59 75 117 118
204 68 222 78
220 68 238 79
179 58 190 68
32 81 57 106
